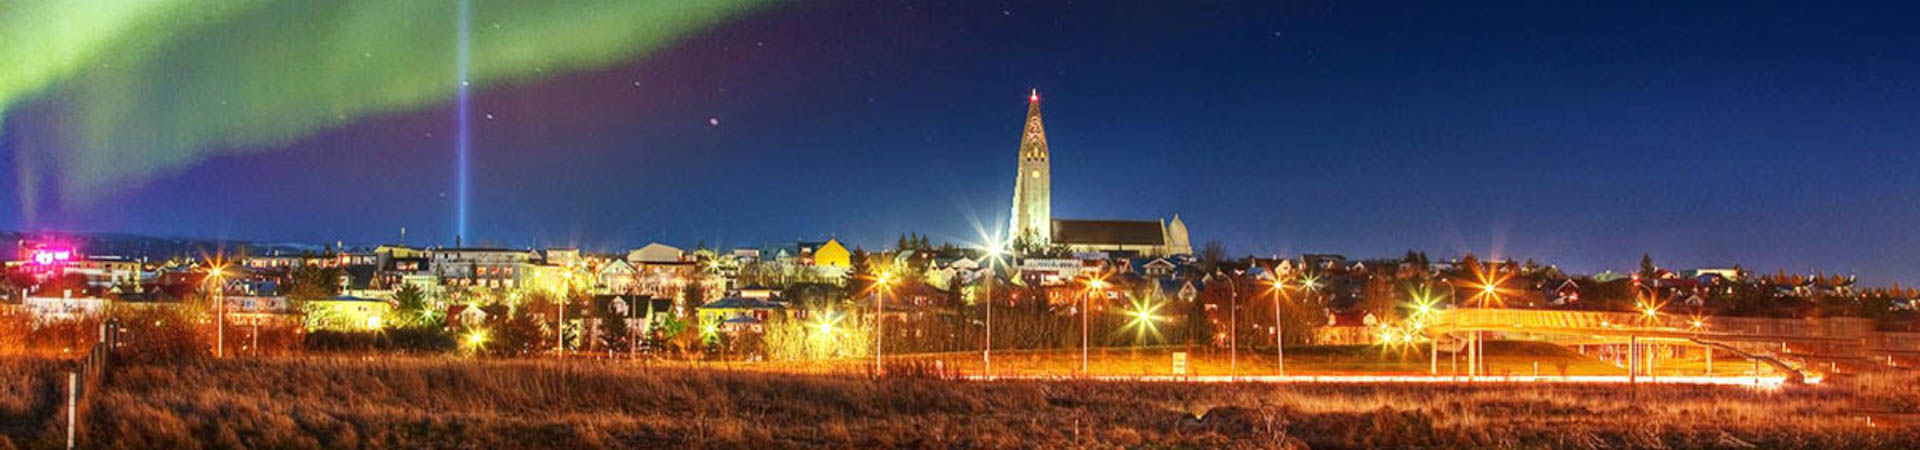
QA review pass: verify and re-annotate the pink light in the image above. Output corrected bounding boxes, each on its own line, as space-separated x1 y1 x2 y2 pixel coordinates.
30 249 72 266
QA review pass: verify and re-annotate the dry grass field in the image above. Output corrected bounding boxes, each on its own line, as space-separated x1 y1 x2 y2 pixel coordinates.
1 353 1915 449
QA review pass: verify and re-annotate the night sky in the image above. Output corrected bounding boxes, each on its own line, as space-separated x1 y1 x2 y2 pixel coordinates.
5 1 1920 282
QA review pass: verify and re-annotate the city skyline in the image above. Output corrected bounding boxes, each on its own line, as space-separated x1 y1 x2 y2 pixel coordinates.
4 2 1920 282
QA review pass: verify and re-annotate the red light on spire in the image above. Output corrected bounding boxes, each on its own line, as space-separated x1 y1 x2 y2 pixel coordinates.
1029 89 1039 103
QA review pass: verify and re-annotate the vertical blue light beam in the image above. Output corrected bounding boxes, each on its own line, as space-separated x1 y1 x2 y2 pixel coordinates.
454 0 471 244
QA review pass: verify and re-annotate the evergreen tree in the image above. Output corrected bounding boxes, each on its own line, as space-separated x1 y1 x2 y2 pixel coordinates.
597 297 632 353
392 283 434 327
1639 253 1658 280
847 248 875 293
680 276 709 317
490 304 547 357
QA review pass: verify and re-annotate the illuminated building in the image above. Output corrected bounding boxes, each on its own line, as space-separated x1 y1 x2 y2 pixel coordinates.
1005 91 1192 257
432 248 537 289
1009 90 1052 244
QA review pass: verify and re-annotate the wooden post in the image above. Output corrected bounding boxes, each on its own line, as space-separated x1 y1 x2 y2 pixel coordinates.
67 371 77 450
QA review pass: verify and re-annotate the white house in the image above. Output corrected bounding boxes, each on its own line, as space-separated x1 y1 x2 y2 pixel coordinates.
628 243 686 264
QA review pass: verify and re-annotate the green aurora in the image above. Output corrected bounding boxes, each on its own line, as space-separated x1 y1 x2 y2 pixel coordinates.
2 0 772 220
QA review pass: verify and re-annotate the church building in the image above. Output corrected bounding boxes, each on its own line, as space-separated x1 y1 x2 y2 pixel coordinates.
1009 90 1192 257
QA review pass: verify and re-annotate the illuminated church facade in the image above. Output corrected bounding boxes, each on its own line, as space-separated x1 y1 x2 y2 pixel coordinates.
1009 90 1192 257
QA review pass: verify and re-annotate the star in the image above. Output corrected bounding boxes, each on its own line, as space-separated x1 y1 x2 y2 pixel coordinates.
707 116 721 127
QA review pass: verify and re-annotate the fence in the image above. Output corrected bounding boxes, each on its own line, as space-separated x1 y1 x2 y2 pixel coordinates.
59 318 117 449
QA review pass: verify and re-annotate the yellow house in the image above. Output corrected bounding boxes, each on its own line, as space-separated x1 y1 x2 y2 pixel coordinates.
812 239 851 268
303 296 393 331
696 297 786 334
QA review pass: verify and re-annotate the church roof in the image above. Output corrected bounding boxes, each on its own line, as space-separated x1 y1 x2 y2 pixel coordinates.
1051 219 1164 246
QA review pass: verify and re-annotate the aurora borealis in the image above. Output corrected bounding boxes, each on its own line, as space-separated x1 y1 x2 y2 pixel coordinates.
3 0 768 218
5 1 1920 283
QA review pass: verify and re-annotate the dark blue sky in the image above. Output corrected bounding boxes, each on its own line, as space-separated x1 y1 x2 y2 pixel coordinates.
5 1 1920 282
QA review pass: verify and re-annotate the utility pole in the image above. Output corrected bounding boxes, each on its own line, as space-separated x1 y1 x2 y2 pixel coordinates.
1228 275 1237 381
984 263 994 378
1274 286 1285 376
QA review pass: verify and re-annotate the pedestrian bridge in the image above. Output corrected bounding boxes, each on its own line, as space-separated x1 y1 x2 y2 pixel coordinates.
1421 308 1920 381
1421 308 1867 345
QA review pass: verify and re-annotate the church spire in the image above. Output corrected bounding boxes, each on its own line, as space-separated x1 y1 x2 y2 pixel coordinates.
1010 90 1052 245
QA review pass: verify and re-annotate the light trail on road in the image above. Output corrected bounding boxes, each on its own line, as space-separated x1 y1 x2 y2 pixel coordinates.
962 374 1794 387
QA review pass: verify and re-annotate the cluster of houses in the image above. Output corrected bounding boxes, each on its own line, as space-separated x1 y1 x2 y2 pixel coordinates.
6 236 1913 349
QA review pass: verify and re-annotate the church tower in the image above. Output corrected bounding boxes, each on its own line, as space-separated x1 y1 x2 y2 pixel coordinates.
1010 90 1052 245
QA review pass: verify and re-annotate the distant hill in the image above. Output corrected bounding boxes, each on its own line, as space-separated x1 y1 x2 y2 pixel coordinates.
2 231 326 262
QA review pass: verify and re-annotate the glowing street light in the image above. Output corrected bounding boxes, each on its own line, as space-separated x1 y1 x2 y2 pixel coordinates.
1081 275 1107 376
202 257 233 359
978 238 1007 377
1121 297 1168 344
463 328 489 354
1407 283 1447 374
816 316 837 335
871 271 895 375
1264 275 1290 376
1462 261 1512 378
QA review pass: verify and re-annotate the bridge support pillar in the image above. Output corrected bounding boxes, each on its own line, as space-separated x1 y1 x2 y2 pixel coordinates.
1649 343 1657 380
1628 336 1638 385
1705 346 1713 375
1429 337 1437 375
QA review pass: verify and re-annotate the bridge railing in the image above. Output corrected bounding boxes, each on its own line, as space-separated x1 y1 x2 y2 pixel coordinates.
1429 308 1876 340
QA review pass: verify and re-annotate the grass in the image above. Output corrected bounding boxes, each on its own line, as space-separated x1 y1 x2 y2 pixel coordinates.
0 354 1913 448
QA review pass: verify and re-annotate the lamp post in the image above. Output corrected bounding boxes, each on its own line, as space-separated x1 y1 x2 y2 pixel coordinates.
982 242 1003 378
1084 278 1106 377
557 271 574 355
1226 274 1238 381
874 272 894 375
207 266 228 359
1463 262 1508 379
1269 276 1287 376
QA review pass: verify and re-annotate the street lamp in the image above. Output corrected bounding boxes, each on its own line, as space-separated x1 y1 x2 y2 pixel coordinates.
980 240 1005 378
1265 275 1289 376
1226 272 1239 381
873 272 894 375
205 265 229 358
1083 277 1107 376
557 271 575 355
1464 262 1510 378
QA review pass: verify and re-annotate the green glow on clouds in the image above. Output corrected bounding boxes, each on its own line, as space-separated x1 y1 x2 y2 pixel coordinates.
2 0 769 218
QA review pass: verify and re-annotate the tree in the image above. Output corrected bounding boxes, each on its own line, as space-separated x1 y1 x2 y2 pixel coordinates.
1401 250 1430 269
596 296 632 354
392 283 435 328
847 248 875 293
488 304 547 357
680 276 709 317
285 265 343 300
1639 253 1658 281
1357 275 1402 322
1197 241 1229 273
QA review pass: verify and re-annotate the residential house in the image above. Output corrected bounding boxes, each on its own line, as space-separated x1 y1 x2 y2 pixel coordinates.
302 296 392 331
697 297 785 334
24 294 108 321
